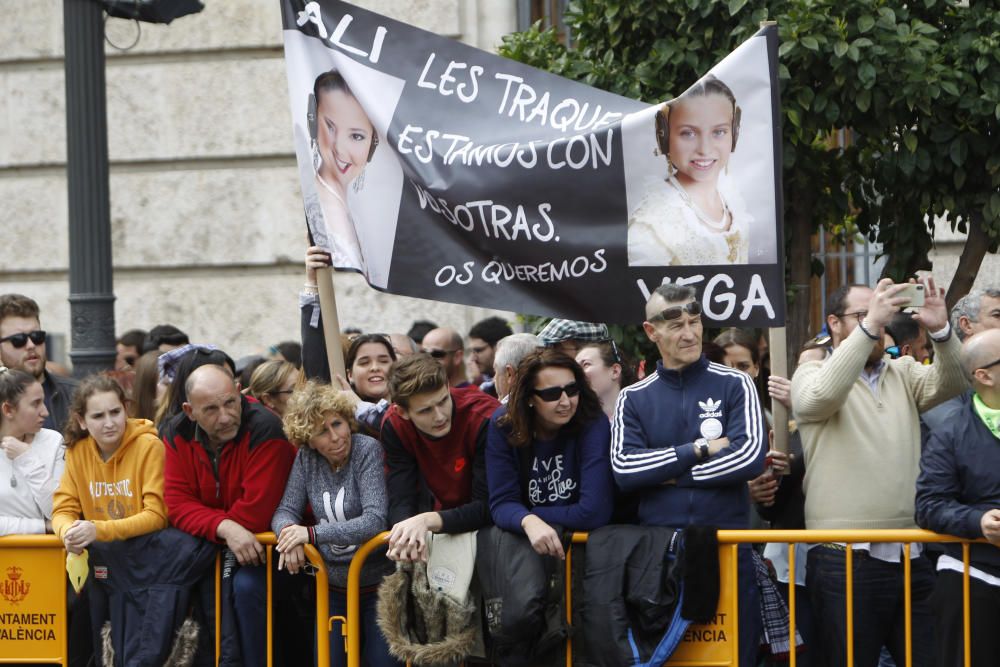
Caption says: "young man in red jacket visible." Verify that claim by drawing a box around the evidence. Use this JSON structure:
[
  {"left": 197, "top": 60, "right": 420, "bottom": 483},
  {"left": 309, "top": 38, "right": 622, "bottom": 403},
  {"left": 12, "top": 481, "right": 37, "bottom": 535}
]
[
  {"left": 162, "top": 364, "right": 295, "bottom": 666},
  {"left": 381, "top": 354, "right": 500, "bottom": 561}
]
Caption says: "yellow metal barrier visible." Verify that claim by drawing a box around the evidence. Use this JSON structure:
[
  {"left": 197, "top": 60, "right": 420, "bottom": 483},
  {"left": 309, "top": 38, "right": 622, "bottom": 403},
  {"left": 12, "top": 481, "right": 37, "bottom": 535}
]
[
  {"left": 345, "top": 529, "right": 982, "bottom": 667},
  {"left": 0, "top": 532, "right": 331, "bottom": 667}
]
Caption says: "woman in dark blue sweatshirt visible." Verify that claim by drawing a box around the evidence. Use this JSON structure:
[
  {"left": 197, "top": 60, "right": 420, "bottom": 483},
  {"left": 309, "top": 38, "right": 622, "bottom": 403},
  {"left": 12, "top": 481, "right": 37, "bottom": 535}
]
[{"left": 486, "top": 349, "right": 614, "bottom": 558}]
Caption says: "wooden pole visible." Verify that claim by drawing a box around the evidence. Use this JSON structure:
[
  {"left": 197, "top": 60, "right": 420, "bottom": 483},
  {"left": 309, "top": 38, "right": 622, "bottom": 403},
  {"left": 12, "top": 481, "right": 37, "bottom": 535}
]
[
  {"left": 317, "top": 267, "right": 347, "bottom": 381},
  {"left": 769, "top": 327, "right": 789, "bottom": 460}
]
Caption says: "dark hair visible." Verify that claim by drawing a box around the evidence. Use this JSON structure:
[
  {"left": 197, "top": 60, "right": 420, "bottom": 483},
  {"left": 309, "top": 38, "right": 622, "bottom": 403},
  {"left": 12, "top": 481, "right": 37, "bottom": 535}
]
[
  {"left": 346, "top": 334, "right": 396, "bottom": 370},
  {"left": 116, "top": 329, "right": 147, "bottom": 350},
  {"left": 652, "top": 283, "right": 696, "bottom": 305},
  {"left": 65, "top": 374, "right": 128, "bottom": 447},
  {"left": 468, "top": 317, "right": 514, "bottom": 347},
  {"left": 500, "top": 349, "right": 603, "bottom": 448},
  {"left": 156, "top": 348, "right": 235, "bottom": 426},
  {"left": 143, "top": 324, "right": 189, "bottom": 354},
  {"left": 0, "top": 368, "right": 39, "bottom": 424},
  {"left": 130, "top": 350, "right": 162, "bottom": 421},
  {"left": 273, "top": 341, "right": 302, "bottom": 369},
  {"left": 0, "top": 294, "right": 40, "bottom": 322},
  {"left": 578, "top": 340, "right": 637, "bottom": 388},
  {"left": 825, "top": 284, "right": 870, "bottom": 319},
  {"left": 388, "top": 354, "right": 447, "bottom": 409},
  {"left": 886, "top": 312, "right": 922, "bottom": 348},
  {"left": 712, "top": 329, "right": 761, "bottom": 366},
  {"left": 406, "top": 320, "right": 438, "bottom": 345},
  {"left": 239, "top": 357, "right": 266, "bottom": 389}
]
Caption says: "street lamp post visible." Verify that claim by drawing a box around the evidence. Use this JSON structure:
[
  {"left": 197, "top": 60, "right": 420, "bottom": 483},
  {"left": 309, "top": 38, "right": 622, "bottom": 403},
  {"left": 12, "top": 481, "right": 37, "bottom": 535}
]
[{"left": 63, "top": 0, "right": 117, "bottom": 376}]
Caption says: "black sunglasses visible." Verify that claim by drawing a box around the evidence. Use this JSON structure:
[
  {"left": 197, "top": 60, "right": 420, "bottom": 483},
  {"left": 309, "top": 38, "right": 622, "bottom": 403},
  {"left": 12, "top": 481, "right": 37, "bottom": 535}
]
[
  {"left": 423, "top": 348, "right": 457, "bottom": 359},
  {"left": 0, "top": 330, "right": 46, "bottom": 349},
  {"left": 532, "top": 382, "right": 581, "bottom": 402},
  {"left": 648, "top": 301, "right": 702, "bottom": 323}
]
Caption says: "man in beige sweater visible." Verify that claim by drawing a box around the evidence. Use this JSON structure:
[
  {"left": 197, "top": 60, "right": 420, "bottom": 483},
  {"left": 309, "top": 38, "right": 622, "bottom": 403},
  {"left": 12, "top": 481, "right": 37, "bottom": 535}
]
[{"left": 791, "top": 276, "right": 966, "bottom": 667}]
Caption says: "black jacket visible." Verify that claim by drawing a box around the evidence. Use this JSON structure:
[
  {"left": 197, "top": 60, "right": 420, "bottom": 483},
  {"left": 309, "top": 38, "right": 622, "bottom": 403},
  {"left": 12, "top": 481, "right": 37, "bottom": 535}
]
[
  {"left": 43, "top": 370, "right": 78, "bottom": 433},
  {"left": 579, "top": 525, "right": 718, "bottom": 667},
  {"left": 915, "top": 392, "right": 1000, "bottom": 577},
  {"left": 87, "top": 528, "right": 218, "bottom": 666}
]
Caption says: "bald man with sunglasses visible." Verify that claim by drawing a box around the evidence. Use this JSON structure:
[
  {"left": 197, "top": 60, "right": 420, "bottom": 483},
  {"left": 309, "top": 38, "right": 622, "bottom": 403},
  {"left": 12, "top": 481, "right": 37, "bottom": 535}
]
[
  {"left": 610, "top": 283, "right": 766, "bottom": 667},
  {"left": 0, "top": 294, "right": 77, "bottom": 432}
]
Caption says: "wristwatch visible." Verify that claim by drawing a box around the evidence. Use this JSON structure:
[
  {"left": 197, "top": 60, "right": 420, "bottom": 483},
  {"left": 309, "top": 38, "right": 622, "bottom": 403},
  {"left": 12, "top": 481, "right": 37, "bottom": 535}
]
[{"left": 694, "top": 438, "right": 710, "bottom": 460}]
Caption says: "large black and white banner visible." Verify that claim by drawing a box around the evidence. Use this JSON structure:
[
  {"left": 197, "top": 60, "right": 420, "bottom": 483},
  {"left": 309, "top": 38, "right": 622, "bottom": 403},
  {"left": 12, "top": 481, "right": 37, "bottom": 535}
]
[{"left": 281, "top": 1, "right": 785, "bottom": 326}]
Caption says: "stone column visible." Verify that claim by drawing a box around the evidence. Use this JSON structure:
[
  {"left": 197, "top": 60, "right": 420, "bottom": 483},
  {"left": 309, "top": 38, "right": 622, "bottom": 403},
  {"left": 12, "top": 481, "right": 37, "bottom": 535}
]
[{"left": 64, "top": 0, "right": 116, "bottom": 376}]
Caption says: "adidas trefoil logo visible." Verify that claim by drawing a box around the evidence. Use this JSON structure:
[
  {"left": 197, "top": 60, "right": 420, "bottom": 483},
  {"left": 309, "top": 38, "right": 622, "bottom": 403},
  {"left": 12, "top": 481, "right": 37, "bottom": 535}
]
[{"left": 698, "top": 398, "right": 722, "bottom": 418}]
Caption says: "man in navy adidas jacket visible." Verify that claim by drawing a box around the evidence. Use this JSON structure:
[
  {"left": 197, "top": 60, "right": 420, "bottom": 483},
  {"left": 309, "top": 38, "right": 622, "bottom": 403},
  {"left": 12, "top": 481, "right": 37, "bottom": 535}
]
[{"left": 611, "top": 283, "right": 766, "bottom": 666}]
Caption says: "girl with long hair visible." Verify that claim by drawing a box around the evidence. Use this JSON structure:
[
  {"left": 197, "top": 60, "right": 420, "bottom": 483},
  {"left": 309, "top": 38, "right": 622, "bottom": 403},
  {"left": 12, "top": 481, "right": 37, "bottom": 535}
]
[{"left": 53, "top": 375, "right": 167, "bottom": 553}]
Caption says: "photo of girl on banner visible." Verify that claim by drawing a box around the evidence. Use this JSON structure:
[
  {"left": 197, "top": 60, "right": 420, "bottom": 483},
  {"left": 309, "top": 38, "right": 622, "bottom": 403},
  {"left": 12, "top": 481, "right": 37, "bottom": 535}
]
[
  {"left": 284, "top": 29, "right": 406, "bottom": 289},
  {"left": 305, "top": 69, "right": 379, "bottom": 272},
  {"left": 623, "top": 35, "right": 779, "bottom": 269},
  {"left": 628, "top": 75, "right": 752, "bottom": 266}
]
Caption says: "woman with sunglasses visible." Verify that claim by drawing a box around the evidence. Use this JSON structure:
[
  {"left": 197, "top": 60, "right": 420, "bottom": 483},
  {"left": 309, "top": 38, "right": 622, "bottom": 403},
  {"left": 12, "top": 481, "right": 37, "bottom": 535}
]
[
  {"left": 0, "top": 367, "right": 64, "bottom": 536},
  {"left": 575, "top": 340, "right": 637, "bottom": 420},
  {"left": 485, "top": 349, "right": 614, "bottom": 558}
]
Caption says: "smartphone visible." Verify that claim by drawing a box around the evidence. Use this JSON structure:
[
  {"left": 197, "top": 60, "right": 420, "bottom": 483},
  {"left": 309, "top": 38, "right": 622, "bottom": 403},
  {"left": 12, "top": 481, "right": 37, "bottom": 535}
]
[{"left": 896, "top": 283, "right": 925, "bottom": 308}]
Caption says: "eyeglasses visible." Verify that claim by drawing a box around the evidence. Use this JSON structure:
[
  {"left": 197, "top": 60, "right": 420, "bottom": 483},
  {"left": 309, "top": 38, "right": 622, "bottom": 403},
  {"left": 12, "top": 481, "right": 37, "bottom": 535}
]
[
  {"left": 532, "top": 382, "right": 581, "bottom": 402},
  {"left": 422, "top": 348, "right": 457, "bottom": 359},
  {"left": 648, "top": 301, "right": 702, "bottom": 323},
  {"left": 838, "top": 310, "right": 868, "bottom": 323},
  {"left": 978, "top": 358, "right": 1000, "bottom": 372},
  {"left": 0, "top": 330, "right": 46, "bottom": 348},
  {"left": 270, "top": 389, "right": 295, "bottom": 396}
]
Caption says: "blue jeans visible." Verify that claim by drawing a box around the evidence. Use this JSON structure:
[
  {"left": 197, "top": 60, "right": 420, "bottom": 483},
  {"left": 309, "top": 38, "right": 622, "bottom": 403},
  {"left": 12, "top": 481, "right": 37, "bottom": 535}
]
[
  {"left": 232, "top": 565, "right": 267, "bottom": 667},
  {"left": 806, "top": 546, "right": 934, "bottom": 667},
  {"left": 329, "top": 588, "right": 401, "bottom": 667}
]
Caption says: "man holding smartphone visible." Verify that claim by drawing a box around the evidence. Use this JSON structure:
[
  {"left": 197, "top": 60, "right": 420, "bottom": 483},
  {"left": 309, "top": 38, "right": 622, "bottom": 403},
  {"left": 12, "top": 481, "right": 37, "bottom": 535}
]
[{"left": 791, "top": 277, "right": 966, "bottom": 667}]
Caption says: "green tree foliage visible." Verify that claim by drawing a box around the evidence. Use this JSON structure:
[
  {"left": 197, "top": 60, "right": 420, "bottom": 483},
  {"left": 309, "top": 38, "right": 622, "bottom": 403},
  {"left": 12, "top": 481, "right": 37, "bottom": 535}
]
[{"left": 501, "top": 0, "right": 1000, "bottom": 358}]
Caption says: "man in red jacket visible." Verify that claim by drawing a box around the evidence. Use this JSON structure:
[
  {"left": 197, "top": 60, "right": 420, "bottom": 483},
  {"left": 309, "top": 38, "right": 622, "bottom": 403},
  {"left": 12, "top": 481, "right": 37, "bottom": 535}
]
[
  {"left": 381, "top": 354, "right": 500, "bottom": 561},
  {"left": 162, "top": 364, "right": 295, "bottom": 667}
]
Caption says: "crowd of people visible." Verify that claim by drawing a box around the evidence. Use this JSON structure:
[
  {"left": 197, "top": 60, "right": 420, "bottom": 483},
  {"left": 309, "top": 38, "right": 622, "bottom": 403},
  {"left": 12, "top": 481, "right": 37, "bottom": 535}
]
[{"left": 1, "top": 261, "right": 999, "bottom": 667}]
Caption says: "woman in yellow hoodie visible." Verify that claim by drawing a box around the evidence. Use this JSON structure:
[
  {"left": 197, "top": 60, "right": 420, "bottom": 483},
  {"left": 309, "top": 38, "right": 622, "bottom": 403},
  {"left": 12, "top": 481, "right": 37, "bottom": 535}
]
[{"left": 52, "top": 375, "right": 167, "bottom": 551}]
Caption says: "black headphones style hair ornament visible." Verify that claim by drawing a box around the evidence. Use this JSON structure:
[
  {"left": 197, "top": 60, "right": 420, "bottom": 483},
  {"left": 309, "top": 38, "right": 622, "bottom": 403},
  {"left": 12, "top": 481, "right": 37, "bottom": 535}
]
[{"left": 653, "top": 97, "right": 742, "bottom": 157}]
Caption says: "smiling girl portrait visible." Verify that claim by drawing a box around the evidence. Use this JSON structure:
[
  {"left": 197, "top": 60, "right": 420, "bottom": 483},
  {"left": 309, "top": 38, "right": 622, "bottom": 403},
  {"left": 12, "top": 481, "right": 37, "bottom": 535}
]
[
  {"left": 305, "top": 69, "right": 379, "bottom": 273},
  {"left": 628, "top": 74, "right": 751, "bottom": 267}
]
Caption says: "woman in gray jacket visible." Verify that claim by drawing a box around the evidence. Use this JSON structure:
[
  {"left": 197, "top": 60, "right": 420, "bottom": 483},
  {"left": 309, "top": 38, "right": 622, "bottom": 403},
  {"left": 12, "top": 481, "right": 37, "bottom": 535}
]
[{"left": 272, "top": 381, "right": 399, "bottom": 667}]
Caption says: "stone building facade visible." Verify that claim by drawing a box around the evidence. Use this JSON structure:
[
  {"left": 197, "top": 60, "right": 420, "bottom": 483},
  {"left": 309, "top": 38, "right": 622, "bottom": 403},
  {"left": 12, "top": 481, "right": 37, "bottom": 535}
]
[{"left": 0, "top": 1, "right": 517, "bottom": 364}]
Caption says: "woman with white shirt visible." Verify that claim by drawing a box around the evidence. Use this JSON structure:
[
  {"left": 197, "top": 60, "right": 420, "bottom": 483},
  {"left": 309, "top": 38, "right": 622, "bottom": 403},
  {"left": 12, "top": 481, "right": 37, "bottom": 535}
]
[{"left": 0, "top": 366, "right": 64, "bottom": 535}]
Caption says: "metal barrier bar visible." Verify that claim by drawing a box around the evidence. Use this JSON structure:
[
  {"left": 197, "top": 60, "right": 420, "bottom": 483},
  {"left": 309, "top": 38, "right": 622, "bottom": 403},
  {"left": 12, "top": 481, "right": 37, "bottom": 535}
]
[
  {"left": 0, "top": 533, "right": 329, "bottom": 667},
  {"left": 903, "top": 543, "right": 912, "bottom": 667},
  {"left": 787, "top": 543, "right": 796, "bottom": 667},
  {"left": 343, "top": 529, "right": 988, "bottom": 667},
  {"left": 254, "top": 533, "right": 331, "bottom": 667},
  {"left": 962, "top": 542, "right": 971, "bottom": 667},
  {"left": 846, "top": 546, "right": 854, "bottom": 667}
]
